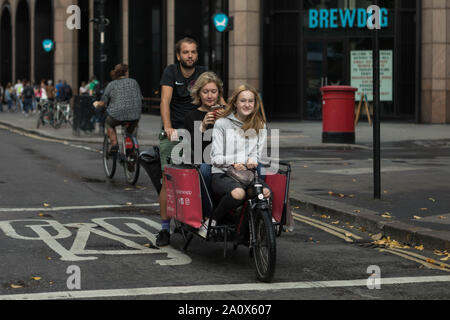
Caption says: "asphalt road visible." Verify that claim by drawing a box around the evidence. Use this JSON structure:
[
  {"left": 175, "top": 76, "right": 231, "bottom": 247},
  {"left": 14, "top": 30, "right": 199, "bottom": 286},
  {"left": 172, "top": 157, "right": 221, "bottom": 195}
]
[{"left": 0, "top": 126, "right": 449, "bottom": 304}]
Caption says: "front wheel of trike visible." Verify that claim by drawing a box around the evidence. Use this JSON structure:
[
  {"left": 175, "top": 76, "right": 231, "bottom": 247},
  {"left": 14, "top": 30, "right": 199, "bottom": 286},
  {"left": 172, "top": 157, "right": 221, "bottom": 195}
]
[{"left": 253, "top": 208, "right": 276, "bottom": 283}]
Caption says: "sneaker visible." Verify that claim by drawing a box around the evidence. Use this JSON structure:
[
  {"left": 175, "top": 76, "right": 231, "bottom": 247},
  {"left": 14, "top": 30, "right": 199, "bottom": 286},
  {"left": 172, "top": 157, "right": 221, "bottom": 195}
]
[
  {"left": 156, "top": 229, "right": 170, "bottom": 247},
  {"left": 198, "top": 219, "right": 216, "bottom": 238}
]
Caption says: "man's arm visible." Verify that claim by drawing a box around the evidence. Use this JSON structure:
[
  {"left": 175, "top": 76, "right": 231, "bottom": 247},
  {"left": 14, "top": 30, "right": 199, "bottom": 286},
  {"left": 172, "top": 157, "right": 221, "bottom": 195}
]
[{"left": 160, "top": 85, "right": 176, "bottom": 140}]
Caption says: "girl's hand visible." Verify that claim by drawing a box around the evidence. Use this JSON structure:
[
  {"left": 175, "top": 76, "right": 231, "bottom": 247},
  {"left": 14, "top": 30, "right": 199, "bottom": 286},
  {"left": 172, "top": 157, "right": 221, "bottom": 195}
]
[
  {"left": 232, "top": 163, "right": 247, "bottom": 171},
  {"left": 246, "top": 159, "right": 258, "bottom": 170}
]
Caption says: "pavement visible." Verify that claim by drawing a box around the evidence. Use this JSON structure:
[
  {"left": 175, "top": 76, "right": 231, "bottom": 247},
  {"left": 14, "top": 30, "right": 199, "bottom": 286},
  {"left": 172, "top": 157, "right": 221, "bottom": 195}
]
[{"left": 1, "top": 107, "right": 450, "bottom": 251}]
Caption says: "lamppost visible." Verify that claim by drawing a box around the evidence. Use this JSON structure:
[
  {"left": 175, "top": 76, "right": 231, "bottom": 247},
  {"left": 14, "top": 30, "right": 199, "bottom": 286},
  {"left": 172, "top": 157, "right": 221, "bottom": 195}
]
[{"left": 371, "top": 1, "right": 381, "bottom": 200}]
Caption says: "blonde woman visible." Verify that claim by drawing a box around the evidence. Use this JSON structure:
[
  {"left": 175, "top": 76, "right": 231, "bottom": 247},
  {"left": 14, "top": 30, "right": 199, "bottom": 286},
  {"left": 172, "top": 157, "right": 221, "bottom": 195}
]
[
  {"left": 205, "top": 85, "right": 271, "bottom": 235},
  {"left": 184, "top": 71, "right": 225, "bottom": 218}
]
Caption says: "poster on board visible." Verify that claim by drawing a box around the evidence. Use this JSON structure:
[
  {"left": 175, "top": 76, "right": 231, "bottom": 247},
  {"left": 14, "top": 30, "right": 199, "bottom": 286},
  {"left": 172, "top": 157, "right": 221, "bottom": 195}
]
[{"left": 350, "top": 50, "right": 393, "bottom": 102}]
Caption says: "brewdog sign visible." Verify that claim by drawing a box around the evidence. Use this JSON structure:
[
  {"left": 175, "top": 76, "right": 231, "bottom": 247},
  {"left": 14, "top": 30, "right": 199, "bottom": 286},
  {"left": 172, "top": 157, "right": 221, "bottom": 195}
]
[{"left": 309, "top": 7, "right": 388, "bottom": 29}]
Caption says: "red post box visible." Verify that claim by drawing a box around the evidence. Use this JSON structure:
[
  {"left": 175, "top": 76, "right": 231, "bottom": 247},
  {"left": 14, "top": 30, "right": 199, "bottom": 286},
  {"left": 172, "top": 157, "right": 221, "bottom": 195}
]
[{"left": 320, "top": 85, "right": 357, "bottom": 144}]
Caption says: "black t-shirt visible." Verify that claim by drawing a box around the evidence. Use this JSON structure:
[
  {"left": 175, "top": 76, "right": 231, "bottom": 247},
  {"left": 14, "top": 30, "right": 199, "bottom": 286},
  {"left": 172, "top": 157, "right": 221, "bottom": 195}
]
[
  {"left": 23, "top": 86, "right": 34, "bottom": 99},
  {"left": 160, "top": 64, "right": 207, "bottom": 129},
  {"left": 184, "top": 109, "right": 213, "bottom": 164}
]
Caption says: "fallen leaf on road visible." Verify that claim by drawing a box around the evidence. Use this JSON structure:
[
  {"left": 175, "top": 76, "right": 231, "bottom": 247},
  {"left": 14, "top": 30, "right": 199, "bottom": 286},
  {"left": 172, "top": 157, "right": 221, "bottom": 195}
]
[
  {"left": 434, "top": 250, "right": 444, "bottom": 256},
  {"left": 353, "top": 210, "right": 361, "bottom": 213},
  {"left": 126, "top": 202, "right": 133, "bottom": 206},
  {"left": 328, "top": 191, "right": 334, "bottom": 195},
  {"left": 372, "top": 233, "right": 383, "bottom": 241},
  {"left": 438, "top": 216, "right": 447, "bottom": 220},
  {"left": 124, "top": 188, "right": 133, "bottom": 191},
  {"left": 413, "top": 216, "right": 422, "bottom": 220},
  {"left": 419, "top": 208, "right": 428, "bottom": 211},
  {"left": 414, "top": 245, "right": 424, "bottom": 251},
  {"left": 440, "top": 256, "right": 449, "bottom": 262},
  {"left": 381, "top": 214, "right": 392, "bottom": 219},
  {"left": 428, "top": 197, "right": 436, "bottom": 202},
  {"left": 31, "top": 277, "right": 41, "bottom": 281},
  {"left": 320, "top": 215, "right": 331, "bottom": 219},
  {"left": 331, "top": 221, "right": 340, "bottom": 225},
  {"left": 426, "top": 258, "right": 436, "bottom": 264},
  {"left": 303, "top": 165, "right": 309, "bottom": 168},
  {"left": 43, "top": 203, "right": 50, "bottom": 207},
  {"left": 10, "top": 284, "right": 23, "bottom": 289}
]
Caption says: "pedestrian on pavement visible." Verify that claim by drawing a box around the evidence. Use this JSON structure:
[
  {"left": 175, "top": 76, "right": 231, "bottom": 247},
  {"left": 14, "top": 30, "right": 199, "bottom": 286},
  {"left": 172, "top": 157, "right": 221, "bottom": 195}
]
[
  {"left": 155, "top": 37, "right": 209, "bottom": 247},
  {"left": 22, "top": 81, "right": 35, "bottom": 116},
  {"left": 5, "top": 84, "right": 13, "bottom": 112},
  {"left": 60, "top": 81, "right": 73, "bottom": 103},
  {"left": 40, "top": 80, "right": 48, "bottom": 102},
  {"left": 55, "top": 80, "right": 63, "bottom": 102},
  {"left": 0, "top": 84, "right": 4, "bottom": 112},
  {"left": 14, "top": 80, "right": 23, "bottom": 113},
  {"left": 46, "top": 80, "right": 56, "bottom": 102},
  {"left": 89, "top": 76, "right": 100, "bottom": 98},
  {"left": 79, "top": 81, "right": 89, "bottom": 95}
]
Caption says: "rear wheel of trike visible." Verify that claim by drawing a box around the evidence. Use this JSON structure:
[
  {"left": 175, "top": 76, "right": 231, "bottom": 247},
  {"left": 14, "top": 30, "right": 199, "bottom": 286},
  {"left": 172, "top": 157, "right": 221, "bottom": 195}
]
[
  {"left": 253, "top": 209, "right": 277, "bottom": 283},
  {"left": 103, "top": 135, "right": 116, "bottom": 179}
]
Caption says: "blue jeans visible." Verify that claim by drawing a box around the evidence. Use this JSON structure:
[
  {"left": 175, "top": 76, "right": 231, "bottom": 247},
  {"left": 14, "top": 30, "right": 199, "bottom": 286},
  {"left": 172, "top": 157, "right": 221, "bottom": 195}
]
[
  {"left": 199, "top": 164, "right": 213, "bottom": 218},
  {"left": 23, "top": 98, "right": 33, "bottom": 114}
]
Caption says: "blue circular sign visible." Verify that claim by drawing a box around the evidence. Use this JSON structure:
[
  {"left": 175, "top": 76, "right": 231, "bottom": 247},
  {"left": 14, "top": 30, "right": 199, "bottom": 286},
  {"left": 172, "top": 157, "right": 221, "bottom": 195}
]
[
  {"left": 213, "top": 13, "right": 229, "bottom": 32},
  {"left": 42, "top": 39, "right": 54, "bottom": 52}
]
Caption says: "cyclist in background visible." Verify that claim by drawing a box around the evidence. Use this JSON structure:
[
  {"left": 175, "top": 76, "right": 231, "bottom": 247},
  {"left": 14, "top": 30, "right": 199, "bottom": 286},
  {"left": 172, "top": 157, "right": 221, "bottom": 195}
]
[{"left": 93, "top": 64, "right": 143, "bottom": 155}]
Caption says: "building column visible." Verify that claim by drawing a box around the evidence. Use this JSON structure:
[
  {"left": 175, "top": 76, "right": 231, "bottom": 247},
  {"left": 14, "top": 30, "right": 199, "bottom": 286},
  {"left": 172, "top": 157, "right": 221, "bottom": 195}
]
[
  {"left": 166, "top": 0, "right": 174, "bottom": 65},
  {"left": 122, "top": 0, "right": 128, "bottom": 64},
  {"left": 228, "top": 0, "right": 261, "bottom": 95},
  {"left": 421, "top": 1, "right": 450, "bottom": 124},
  {"left": 11, "top": 0, "right": 16, "bottom": 83},
  {"left": 89, "top": 0, "right": 94, "bottom": 77},
  {"left": 53, "top": 0, "right": 78, "bottom": 89},
  {"left": 30, "top": 0, "right": 35, "bottom": 83}
]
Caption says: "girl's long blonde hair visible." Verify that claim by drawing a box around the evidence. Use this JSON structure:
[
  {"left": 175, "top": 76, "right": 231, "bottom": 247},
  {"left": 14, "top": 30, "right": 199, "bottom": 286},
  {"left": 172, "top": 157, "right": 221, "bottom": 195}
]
[{"left": 220, "top": 84, "right": 267, "bottom": 133}]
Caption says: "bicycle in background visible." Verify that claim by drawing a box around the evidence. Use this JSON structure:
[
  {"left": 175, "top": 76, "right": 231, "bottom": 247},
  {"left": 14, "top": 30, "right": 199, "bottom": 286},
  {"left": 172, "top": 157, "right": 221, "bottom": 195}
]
[
  {"left": 36, "top": 100, "right": 54, "bottom": 128},
  {"left": 53, "top": 101, "right": 73, "bottom": 129}
]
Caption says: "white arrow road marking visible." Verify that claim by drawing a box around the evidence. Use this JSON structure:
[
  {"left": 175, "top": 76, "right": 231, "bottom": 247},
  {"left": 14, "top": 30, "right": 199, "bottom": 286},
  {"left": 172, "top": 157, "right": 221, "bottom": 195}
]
[{"left": 1, "top": 276, "right": 450, "bottom": 300}]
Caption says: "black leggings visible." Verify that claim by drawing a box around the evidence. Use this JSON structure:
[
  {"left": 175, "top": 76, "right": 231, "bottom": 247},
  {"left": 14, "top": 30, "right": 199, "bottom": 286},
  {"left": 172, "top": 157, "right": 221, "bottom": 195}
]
[{"left": 211, "top": 174, "right": 245, "bottom": 224}]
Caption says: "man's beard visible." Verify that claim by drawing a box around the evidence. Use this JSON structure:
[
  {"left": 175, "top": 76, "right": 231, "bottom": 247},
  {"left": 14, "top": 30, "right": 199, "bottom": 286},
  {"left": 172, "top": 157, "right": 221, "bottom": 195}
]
[{"left": 180, "top": 59, "right": 197, "bottom": 69}]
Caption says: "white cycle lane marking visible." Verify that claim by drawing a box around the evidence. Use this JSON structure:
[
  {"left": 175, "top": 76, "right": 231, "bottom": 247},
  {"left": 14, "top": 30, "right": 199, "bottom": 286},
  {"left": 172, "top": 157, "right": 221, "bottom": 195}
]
[{"left": 0, "top": 217, "right": 191, "bottom": 266}]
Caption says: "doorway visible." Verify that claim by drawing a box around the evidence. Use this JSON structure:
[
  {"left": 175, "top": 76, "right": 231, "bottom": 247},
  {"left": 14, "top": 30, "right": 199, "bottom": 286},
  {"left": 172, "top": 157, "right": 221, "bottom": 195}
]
[{"left": 304, "top": 40, "right": 346, "bottom": 120}]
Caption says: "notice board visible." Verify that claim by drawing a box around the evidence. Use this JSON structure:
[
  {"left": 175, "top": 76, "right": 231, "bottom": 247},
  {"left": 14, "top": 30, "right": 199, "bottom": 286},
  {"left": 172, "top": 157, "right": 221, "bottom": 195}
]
[{"left": 350, "top": 50, "right": 393, "bottom": 102}]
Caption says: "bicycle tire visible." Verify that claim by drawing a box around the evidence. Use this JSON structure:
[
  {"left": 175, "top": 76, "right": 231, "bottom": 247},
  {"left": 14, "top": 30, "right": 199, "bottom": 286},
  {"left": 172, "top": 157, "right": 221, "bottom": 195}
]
[
  {"left": 252, "top": 208, "right": 277, "bottom": 283},
  {"left": 53, "top": 110, "right": 63, "bottom": 129},
  {"left": 36, "top": 113, "right": 42, "bottom": 128},
  {"left": 103, "top": 135, "right": 117, "bottom": 179},
  {"left": 124, "top": 147, "right": 140, "bottom": 185}
]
